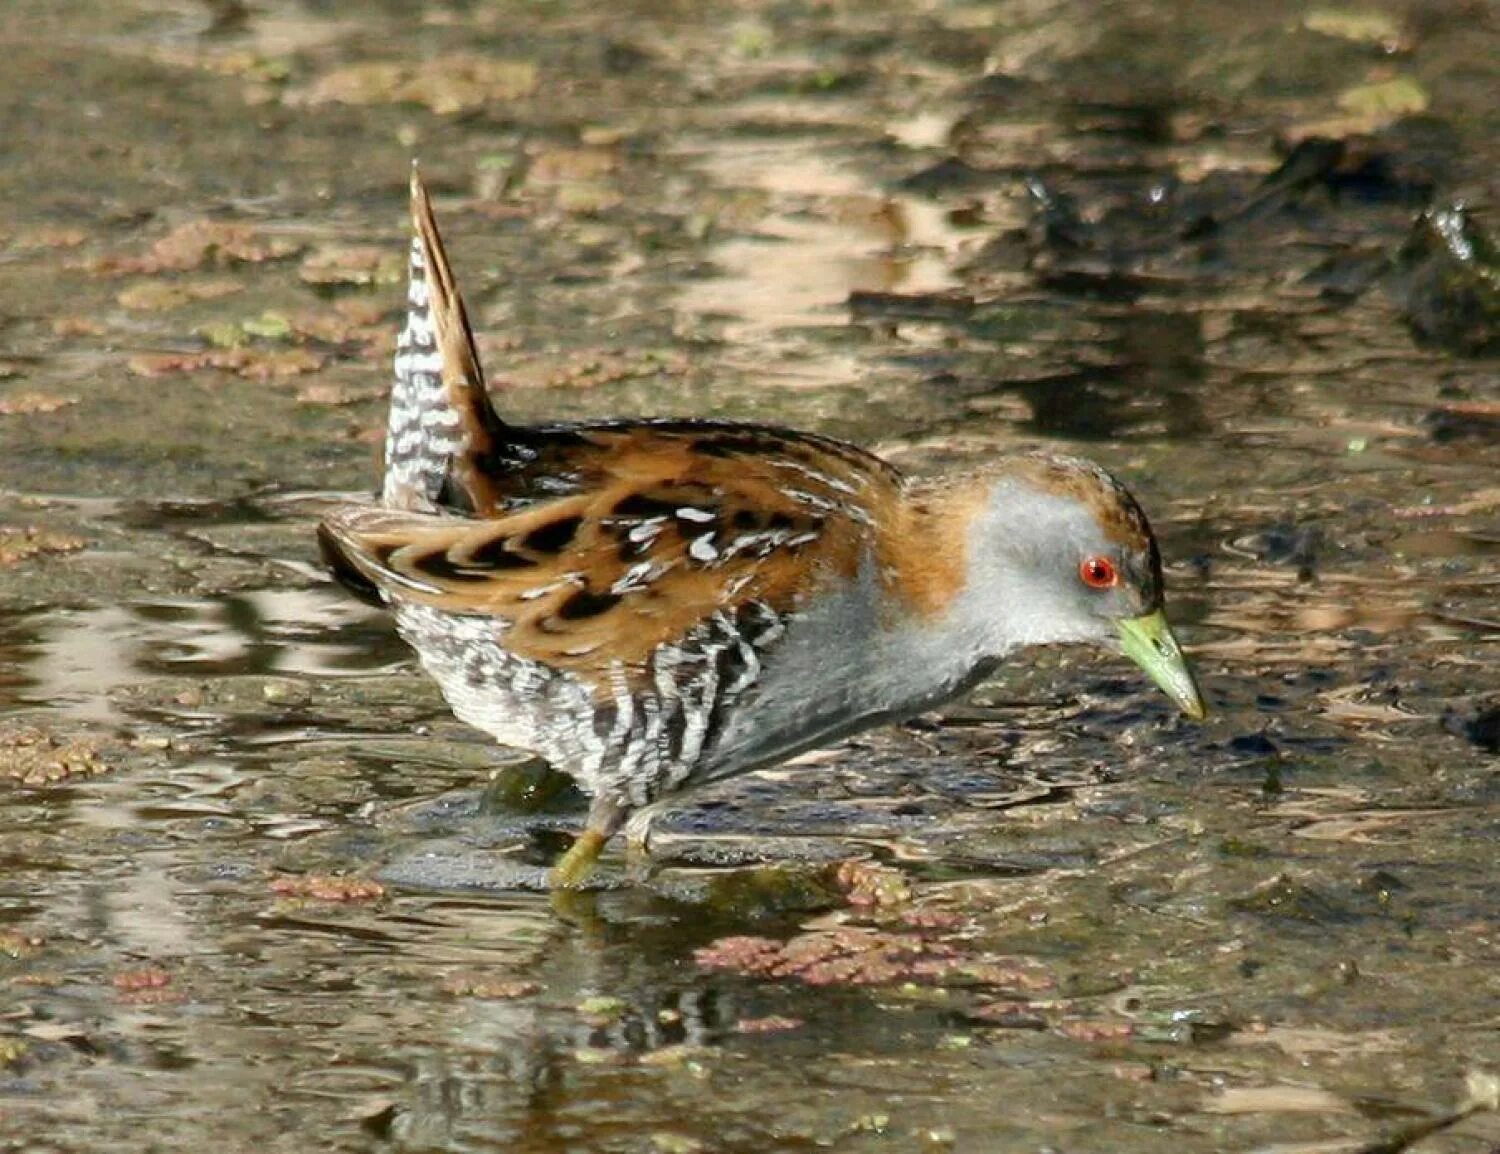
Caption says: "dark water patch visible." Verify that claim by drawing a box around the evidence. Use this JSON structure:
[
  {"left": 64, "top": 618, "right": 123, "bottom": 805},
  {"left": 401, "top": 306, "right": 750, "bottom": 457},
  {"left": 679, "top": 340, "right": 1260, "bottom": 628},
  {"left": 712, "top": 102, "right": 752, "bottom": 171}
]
[{"left": 1389, "top": 204, "right": 1500, "bottom": 355}]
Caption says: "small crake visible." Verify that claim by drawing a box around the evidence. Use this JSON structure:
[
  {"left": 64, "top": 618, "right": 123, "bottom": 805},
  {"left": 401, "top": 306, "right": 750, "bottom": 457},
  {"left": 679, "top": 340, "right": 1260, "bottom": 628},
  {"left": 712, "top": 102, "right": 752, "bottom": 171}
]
[{"left": 319, "top": 171, "right": 1206, "bottom": 888}]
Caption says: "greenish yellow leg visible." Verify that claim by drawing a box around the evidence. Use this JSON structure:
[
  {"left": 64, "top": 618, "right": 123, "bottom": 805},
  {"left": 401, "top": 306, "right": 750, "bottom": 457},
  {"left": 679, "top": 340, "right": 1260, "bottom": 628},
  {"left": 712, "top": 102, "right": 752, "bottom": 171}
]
[
  {"left": 549, "top": 798, "right": 627, "bottom": 890},
  {"left": 549, "top": 828, "right": 610, "bottom": 890}
]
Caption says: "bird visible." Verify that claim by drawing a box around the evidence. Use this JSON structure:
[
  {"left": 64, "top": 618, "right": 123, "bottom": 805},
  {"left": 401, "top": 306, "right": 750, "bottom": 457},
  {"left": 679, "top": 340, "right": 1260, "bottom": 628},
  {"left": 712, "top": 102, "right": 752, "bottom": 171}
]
[{"left": 317, "top": 170, "right": 1207, "bottom": 889}]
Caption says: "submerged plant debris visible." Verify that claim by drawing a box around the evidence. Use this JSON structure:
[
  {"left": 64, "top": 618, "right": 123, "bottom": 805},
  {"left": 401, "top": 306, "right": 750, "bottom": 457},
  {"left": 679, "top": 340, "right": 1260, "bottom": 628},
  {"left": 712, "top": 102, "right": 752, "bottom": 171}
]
[
  {"left": 0, "top": 0, "right": 1495, "bottom": 1152},
  {"left": 0, "top": 726, "right": 112, "bottom": 786}
]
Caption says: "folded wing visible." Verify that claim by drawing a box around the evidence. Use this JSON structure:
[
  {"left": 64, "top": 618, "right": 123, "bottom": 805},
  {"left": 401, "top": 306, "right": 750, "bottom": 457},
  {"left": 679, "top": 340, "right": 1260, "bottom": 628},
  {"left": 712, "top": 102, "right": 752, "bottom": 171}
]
[{"left": 321, "top": 427, "right": 904, "bottom": 681}]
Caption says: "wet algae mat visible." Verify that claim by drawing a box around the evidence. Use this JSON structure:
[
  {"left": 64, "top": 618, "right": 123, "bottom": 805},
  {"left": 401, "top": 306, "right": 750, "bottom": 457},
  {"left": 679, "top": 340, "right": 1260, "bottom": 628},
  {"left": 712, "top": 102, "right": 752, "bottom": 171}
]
[{"left": 1, "top": 1, "right": 1497, "bottom": 1151}]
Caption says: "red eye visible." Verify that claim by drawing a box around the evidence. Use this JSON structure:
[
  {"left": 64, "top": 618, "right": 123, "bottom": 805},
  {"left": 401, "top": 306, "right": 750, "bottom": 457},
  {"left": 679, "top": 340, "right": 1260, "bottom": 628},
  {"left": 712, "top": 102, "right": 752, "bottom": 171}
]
[{"left": 1079, "top": 556, "right": 1118, "bottom": 589}]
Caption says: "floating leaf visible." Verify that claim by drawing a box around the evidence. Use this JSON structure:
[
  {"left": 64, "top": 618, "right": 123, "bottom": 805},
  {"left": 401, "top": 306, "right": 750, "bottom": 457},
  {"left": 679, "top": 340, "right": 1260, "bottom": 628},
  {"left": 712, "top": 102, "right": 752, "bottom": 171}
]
[
  {"left": 295, "top": 382, "right": 374, "bottom": 407},
  {"left": 0, "top": 528, "right": 87, "bottom": 568},
  {"left": 112, "top": 967, "right": 173, "bottom": 992},
  {"left": 16, "top": 226, "right": 87, "bottom": 250},
  {"left": 128, "top": 346, "right": 324, "bottom": 380},
  {"left": 286, "top": 305, "right": 391, "bottom": 354},
  {"left": 649, "top": 1134, "right": 703, "bottom": 1154},
  {"left": 51, "top": 316, "right": 106, "bottom": 337},
  {"left": 240, "top": 311, "right": 294, "bottom": 341},
  {"left": 522, "top": 146, "right": 624, "bottom": 213},
  {"left": 1303, "top": 9, "right": 1405, "bottom": 46},
  {"left": 99, "top": 220, "right": 301, "bottom": 275},
  {"left": 527, "top": 146, "right": 619, "bottom": 185},
  {"left": 0, "top": 724, "right": 110, "bottom": 785},
  {"left": 440, "top": 975, "right": 541, "bottom": 999},
  {"left": 1337, "top": 76, "right": 1429, "bottom": 120},
  {"left": 297, "top": 55, "right": 538, "bottom": 114},
  {"left": 112, "top": 967, "right": 183, "bottom": 1005},
  {"left": 0, "top": 392, "right": 78, "bottom": 416},
  {"left": 835, "top": 860, "right": 912, "bottom": 907},
  {"left": 299, "top": 244, "right": 404, "bottom": 287},
  {"left": 230, "top": 347, "right": 325, "bottom": 380},
  {"left": 0, "top": 931, "right": 43, "bottom": 959},
  {"left": 198, "top": 320, "right": 248, "bottom": 349},
  {"left": 269, "top": 874, "right": 385, "bottom": 902},
  {"left": 117, "top": 278, "right": 242, "bottom": 311},
  {"left": 576, "top": 995, "right": 626, "bottom": 1018}
]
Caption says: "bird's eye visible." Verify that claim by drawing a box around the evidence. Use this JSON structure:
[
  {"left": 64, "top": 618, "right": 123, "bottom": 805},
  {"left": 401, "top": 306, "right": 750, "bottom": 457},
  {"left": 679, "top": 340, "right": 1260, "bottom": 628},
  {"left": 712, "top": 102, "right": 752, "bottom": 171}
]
[{"left": 1079, "top": 556, "right": 1118, "bottom": 589}]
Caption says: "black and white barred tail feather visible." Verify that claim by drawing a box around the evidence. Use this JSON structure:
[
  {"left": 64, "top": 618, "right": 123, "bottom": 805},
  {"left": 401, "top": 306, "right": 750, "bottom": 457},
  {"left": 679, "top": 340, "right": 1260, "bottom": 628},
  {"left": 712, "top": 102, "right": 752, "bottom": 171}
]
[{"left": 383, "top": 168, "right": 510, "bottom": 513}]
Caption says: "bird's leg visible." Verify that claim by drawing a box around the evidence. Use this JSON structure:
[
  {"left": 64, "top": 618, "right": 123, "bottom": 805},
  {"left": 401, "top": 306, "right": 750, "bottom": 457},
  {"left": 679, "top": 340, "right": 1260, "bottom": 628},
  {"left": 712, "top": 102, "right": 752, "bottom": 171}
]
[
  {"left": 549, "top": 796, "right": 625, "bottom": 889},
  {"left": 623, "top": 805, "right": 656, "bottom": 855},
  {"left": 622, "top": 804, "right": 660, "bottom": 883},
  {"left": 549, "top": 830, "right": 608, "bottom": 890}
]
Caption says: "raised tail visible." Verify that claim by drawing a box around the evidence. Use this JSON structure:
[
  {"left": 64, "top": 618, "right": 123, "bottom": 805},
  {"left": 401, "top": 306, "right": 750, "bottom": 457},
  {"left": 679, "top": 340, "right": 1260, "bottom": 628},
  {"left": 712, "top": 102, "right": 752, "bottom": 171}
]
[{"left": 383, "top": 167, "right": 509, "bottom": 513}]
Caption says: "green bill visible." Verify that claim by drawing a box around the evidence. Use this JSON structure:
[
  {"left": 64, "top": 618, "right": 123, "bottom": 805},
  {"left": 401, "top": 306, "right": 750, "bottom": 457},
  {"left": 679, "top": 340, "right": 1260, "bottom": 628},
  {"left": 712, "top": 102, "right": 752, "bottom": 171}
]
[{"left": 1116, "top": 609, "right": 1207, "bottom": 720}]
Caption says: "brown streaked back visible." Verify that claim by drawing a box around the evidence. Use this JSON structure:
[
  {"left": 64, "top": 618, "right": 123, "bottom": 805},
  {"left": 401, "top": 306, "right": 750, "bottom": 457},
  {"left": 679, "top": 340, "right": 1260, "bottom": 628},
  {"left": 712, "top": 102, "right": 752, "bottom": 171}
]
[{"left": 321, "top": 421, "right": 911, "bottom": 685}]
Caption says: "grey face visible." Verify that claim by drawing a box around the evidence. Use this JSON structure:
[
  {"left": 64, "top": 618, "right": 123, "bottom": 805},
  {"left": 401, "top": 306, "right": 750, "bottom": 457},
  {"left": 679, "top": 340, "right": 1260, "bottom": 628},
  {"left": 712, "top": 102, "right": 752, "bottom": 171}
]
[
  {"left": 966, "top": 481, "right": 1161, "bottom": 650},
  {"left": 965, "top": 473, "right": 1204, "bottom": 720},
  {"left": 1066, "top": 529, "right": 1163, "bottom": 627}
]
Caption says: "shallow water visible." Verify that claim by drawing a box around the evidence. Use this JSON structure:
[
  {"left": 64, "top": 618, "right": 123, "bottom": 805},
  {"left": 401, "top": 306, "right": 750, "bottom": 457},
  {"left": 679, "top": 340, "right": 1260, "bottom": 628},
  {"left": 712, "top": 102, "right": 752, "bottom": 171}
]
[{"left": 1, "top": 1, "right": 1497, "bottom": 1151}]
